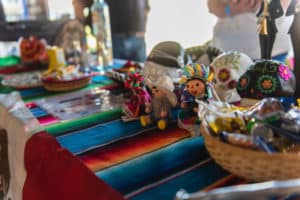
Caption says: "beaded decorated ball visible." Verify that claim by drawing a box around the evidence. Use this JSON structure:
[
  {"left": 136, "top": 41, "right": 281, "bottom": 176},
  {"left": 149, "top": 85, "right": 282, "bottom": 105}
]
[{"left": 236, "top": 60, "right": 296, "bottom": 99}]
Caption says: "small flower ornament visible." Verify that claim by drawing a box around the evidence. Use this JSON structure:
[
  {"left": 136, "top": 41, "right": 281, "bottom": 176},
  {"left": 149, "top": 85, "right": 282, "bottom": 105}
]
[{"left": 279, "top": 64, "right": 292, "bottom": 81}]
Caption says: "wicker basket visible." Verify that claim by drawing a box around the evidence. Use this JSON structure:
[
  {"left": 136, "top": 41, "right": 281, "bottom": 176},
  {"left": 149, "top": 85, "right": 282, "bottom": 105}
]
[
  {"left": 42, "top": 75, "right": 91, "bottom": 92},
  {"left": 200, "top": 123, "right": 300, "bottom": 182}
]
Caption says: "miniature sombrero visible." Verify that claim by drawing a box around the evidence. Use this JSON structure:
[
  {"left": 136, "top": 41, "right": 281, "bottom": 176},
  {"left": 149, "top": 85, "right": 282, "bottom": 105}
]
[
  {"left": 145, "top": 75, "right": 178, "bottom": 107},
  {"left": 143, "top": 41, "right": 185, "bottom": 83},
  {"left": 179, "top": 63, "right": 213, "bottom": 85}
]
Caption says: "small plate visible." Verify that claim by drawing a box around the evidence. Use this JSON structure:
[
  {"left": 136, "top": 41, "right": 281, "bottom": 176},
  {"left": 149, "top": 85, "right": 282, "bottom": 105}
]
[{"left": 1, "top": 71, "right": 43, "bottom": 89}]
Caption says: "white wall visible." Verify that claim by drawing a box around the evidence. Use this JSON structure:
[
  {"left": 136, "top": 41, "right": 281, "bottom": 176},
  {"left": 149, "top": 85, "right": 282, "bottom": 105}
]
[
  {"left": 47, "top": 0, "right": 74, "bottom": 20},
  {"left": 146, "top": 0, "right": 217, "bottom": 53}
]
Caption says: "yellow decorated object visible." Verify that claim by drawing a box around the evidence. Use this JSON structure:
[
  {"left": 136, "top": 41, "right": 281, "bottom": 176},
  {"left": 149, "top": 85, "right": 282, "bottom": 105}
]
[
  {"left": 208, "top": 116, "right": 247, "bottom": 135},
  {"left": 43, "top": 47, "right": 66, "bottom": 78},
  {"left": 180, "top": 63, "right": 213, "bottom": 85}
]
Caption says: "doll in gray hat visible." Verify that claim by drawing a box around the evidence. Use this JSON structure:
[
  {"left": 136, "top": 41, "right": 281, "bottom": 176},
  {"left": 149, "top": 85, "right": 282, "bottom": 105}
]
[{"left": 140, "top": 75, "right": 178, "bottom": 130}]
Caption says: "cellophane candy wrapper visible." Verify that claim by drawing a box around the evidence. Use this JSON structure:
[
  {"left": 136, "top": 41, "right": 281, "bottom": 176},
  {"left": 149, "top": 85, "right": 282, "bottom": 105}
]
[{"left": 281, "top": 108, "right": 300, "bottom": 134}]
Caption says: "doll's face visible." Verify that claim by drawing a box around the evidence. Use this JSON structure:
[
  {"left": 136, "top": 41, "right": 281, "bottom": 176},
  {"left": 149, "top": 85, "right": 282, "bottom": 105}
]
[
  {"left": 186, "top": 79, "right": 205, "bottom": 97},
  {"left": 151, "top": 86, "right": 165, "bottom": 98}
]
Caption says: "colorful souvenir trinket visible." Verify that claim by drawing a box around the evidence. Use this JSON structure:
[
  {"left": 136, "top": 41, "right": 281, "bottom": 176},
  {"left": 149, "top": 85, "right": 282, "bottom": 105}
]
[
  {"left": 210, "top": 51, "right": 253, "bottom": 103},
  {"left": 140, "top": 75, "right": 177, "bottom": 130},
  {"left": 237, "top": 60, "right": 295, "bottom": 99}
]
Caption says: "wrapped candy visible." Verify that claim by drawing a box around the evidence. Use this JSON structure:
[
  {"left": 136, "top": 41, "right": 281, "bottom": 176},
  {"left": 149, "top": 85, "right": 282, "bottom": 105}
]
[
  {"left": 281, "top": 108, "right": 300, "bottom": 134},
  {"left": 142, "top": 41, "right": 185, "bottom": 83}
]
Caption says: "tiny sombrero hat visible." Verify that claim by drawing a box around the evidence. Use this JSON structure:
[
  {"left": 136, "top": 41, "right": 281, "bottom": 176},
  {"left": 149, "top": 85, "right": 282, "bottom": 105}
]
[
  {"left": 145, "top": 75, "right": 178, "bottom": 107},
  {"left": 179, "top": 63, "right": 213, "bottom": 85}
]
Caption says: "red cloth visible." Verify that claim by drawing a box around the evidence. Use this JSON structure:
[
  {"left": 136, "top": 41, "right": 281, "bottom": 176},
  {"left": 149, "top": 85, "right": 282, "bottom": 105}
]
[{"left": 23, "top": 132, "right": 125, "bottom": 200}]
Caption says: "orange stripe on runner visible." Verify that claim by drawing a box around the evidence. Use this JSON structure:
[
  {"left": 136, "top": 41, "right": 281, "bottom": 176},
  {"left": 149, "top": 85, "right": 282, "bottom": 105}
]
[{"left": 79, "top": 126, "right": 191, "bottom": 172}]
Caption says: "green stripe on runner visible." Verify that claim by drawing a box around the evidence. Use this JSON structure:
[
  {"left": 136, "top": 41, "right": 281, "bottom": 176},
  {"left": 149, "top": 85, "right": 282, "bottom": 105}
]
[
  {"left": 45, "top": 108, "right": 122, "bottom": 136},
  {"left": 23, "top": 80, "right": 116, "bottom": 102},
  {"left": 0, "top": 56, "right": 20, "bottom": 68}
]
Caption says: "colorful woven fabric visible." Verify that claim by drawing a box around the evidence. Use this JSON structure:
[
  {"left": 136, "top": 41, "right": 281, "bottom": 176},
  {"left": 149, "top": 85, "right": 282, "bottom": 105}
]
[
  {"left": 23, "top": 132, "right": 125, "bottom": 200},
  {"left": 2, "top": 60, "right": 249, "bottom": 200}
]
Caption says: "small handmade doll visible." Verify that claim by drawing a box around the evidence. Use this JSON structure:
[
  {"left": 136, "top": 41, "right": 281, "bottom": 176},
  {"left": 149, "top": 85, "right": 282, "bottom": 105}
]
[
  {"left": 179, "top": 63, "right": 215, "bottom": 117},
  {"left": 123, "top": 71, "right": 151, "bottom": 120},
  {"left": 140, "top": 75, "right": 177, "bottom": 130}
]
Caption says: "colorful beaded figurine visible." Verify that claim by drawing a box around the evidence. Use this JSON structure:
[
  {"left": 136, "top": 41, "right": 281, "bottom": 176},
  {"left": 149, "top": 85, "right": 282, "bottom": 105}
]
[
  {"left": 178, "top": 63, "right": 217, "bottom": 135},
  {"left": 122, "top": 71, "right": 151, "bottom": 121},
  {"left": 179, "top": 63, "right": 216, "bottom": 116},
  {"left": 140, "top": 75, "right": 177, "bottom": 130}
]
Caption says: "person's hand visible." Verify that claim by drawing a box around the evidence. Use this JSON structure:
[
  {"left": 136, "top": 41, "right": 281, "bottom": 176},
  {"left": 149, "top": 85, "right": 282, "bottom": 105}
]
[{"left": 229, "top": 0, "right": 262, "bottom": 15}]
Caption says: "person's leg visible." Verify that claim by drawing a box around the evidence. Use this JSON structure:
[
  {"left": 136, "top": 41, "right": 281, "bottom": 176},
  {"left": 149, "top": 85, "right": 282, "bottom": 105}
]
[
  {"left": 131, "top": 36, "right": 146, "bottom": 62},
  {"left": 112, "top": 35, "right": 127, "bottom": 60},
  {"left": 291, "top": 12, "right": 300, "bottom": 97},
  {"left": 112, "top": 35, "right": 146, "bottom": 62},
  {"left": 259, "top": 33, "right": 276, "bottom": 59}
]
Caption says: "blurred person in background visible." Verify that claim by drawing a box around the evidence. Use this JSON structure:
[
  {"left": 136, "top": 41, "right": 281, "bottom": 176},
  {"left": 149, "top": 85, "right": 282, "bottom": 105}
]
[
  {"left": 106, "top": 0, "right": 150, "bottom": 62},
  {"left": 72, "top": 0, "right": 150, "bottom": 62},
  {"left": 0, "top": 0, "right": 5, "bottom": 23}
]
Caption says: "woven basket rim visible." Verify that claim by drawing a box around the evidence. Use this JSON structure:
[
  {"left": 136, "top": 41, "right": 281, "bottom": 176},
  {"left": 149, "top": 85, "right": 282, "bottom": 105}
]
[
  {"left": 201, "top": 123, "right": 300, "bottom": 181},
  {"left": 42, "top": 75, "right": 91, "bottom": 83},
  {"left": 201, "top": 123, "right": 300, "bottom": 157},
  {"left": 42, "top": 76, "right": 91, "bottom": 92}
]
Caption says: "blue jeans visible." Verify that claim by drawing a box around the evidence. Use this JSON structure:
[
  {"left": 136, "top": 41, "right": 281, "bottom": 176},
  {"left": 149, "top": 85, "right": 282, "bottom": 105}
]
[{"left": 112, "top": 35, "right": 146, "bottom": 62}]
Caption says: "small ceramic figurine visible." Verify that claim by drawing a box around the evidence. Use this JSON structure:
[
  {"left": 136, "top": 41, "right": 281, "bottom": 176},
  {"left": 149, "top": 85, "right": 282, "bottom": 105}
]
[
  {"left": 210, "top": 51, "right": 253, "bottom": 103},
  {"left": 236, "top": 60, "right": 295, "bottom": 99},
  {"left": 43, "top": 46, "right": 66, "bottom": 78},
  {"left": 140, "top": 75, "right": 177, "bottom": 130},
  {"left": 142, "top": 41, "right": 185, "bottom": 83},
  {"left": 179, "top": 63, "right": 215, "bottom": 116},
  {"left": 122, "top": 71, "right": 151, "bottom": 121},
  {"left": 257, "top": 0, "right": 284, "bottom": 59}
]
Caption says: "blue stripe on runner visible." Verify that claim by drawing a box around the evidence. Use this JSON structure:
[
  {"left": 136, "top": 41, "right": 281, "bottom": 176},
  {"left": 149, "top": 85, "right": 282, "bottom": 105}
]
[
  {"left": 57, "top": 110, "right": 180, "bottom": 155},
  {"left": 57, "top": 119, "right": 152, "bottom": 155},
  {"left": 95, "top": 137, "right": 209, "bottom": 195},
  {"left": 20, "top": 87, "right": 47, "bottom": 99},
  {"left": 128, "top": 160, "right": 228, "bottom": 200},
  {"left": 29, "top": 107, "right": 49, "bottom": 118}
]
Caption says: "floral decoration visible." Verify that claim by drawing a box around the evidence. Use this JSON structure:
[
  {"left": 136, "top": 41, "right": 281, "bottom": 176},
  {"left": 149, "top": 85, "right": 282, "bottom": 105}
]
[
  {"left": 237, "top": 75, "right": 250, "bottom": 91},
  {"left": 257, "top": 75, "right": 278, "bottom": 94},
  {"left": 218, "top": 68, "right": 230, "bottom": 83},
  {"left": 278, "top": 64, "right": 291, "bottom": 81},
  {"left": 227, "top": 80, "right": 237, "bottom": 90}
]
